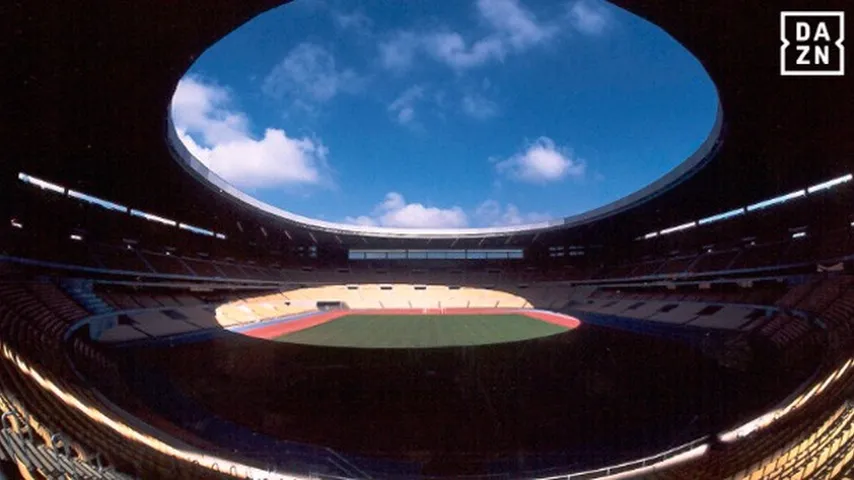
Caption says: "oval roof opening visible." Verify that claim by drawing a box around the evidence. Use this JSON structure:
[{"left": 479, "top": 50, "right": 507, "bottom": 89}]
[{"left": 169, "top": 0, "right": 720, "bottom": 237}]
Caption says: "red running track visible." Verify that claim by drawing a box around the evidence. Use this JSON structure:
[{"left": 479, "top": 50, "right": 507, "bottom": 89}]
[
  {"left": 242, "top": 309, "right": 581, "bottom": 340},
  {"left": 242, "top": 310, "right": 350, "bottom": 340},
  {"left": 343, "top": 308, "right": 532, "bottom": 315},
  {"left": 520, "top": 310, "right": 582, "bottom": 329}
]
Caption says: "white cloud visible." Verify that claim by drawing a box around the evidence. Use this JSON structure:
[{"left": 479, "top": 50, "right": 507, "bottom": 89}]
[
  {"left": 344, "top": 215, "right": 379, "bottom": 227},
  {"left": 568, "top": 0, "right": 610, "bottom": 35},
  {"left": 388, "top": 85, "right": 426, "bottom": 126},
  {"left": 171, "top": 78, "right": 249, "bottom": 146},
  {"left": 495, "top": 137, "right": 585, "bottom": 183},
  {"left": 378, "top": 0, "right": 557, "bottom": 73},
  {"left": 346, "top": 192, "right": 468, "bottom": 228},
  {"left": 424, "top": 32, "right": 507, "bottom": 70},
  {"left": 172, "top": 77, "right": 331, "bottom": 189},
  {"left": 262, "top": 43, "right": 363, "bottom": 107},
  {"left": 379, "top": 32, "right": 421, "bottom": 72},
  {"left": 461, "top": 92, "right": 499, "bottom": 119},
  {"left": 179, "top": 129, "right": 329, "bottom": 188},
  {"left": 475, "top": 200, "right": 551, "bottom": 226},
  {"left": 332, "top": 10, "right": 373, "bottom": 35},
  {"left": 345, "top": 194, "right": 552, "bottom": 229},
  {"left": 476, "top": 0, "right": 556, "bottom": 49}
]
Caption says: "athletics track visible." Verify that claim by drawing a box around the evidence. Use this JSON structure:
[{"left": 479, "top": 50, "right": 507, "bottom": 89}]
[{"left": 240, "top": 308, "right": 581, "bottom": 341}]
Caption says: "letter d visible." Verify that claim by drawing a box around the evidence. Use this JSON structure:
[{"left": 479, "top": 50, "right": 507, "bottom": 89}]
[{"left": 796, "top": 22, "right": 811, "bottom": 41}]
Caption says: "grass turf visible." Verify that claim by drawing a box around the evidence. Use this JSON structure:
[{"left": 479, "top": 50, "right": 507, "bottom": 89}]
[{"left": 273, "top": 313, "right": 569, "bottom": 348}]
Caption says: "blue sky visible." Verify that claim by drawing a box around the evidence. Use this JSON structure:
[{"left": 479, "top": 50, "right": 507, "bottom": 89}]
[{"left": 171, "top": 0, "right": 718, "bottom": 228}]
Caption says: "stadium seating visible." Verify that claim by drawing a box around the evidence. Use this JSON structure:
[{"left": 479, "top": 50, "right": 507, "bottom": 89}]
[
  {"left": 6, "top": 0, "right": 854, "bottom": 476},
  {"left": 212, "top": 284, "right": 531, "bottom": 323},
  {"left": 2, "top": 254, "right": 854, "bottom": 480},
  {"left": 0, "top": 264, "right": 853, "bottom": 479}
]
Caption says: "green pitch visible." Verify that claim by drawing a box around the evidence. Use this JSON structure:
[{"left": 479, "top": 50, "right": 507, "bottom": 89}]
[{"left": 273, "top": 314, "right": 568, "bottom": 348}]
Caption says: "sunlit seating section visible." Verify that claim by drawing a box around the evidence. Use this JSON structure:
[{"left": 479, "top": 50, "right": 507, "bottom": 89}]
[
  {"left": 358, "top": 285, "right": 410, "bottom": 308},
  {"left": 0, "top": 298, "right": 195, "bottom": 478},
  {"left": 651, "top": 353, "right": 854, "bottom": 480},
  {"left": 495, "top": 292, "right": 530, "bottom": 308},
  {"left": 214, "top": 285, "right": 533, "bottom": 323},
  {"left": 407, "top": 286, "right": 446, "bottom": 309},
  {"left": 0, "top": 286, "right": 300, "bottom": 479},
  {"left": 215, "top": 302, "right": 262, "bottom": 326},
  {"left": 0, "top": 389, "right": 134, "bottom": 480},
  {"left": 214, "top": 294, "right": 316, "bottom": 327},
  {"left": 724, "top": 402, "right": 854, "bottom": 480},
  {"left": 4, "top": 258, "right": 854, "bottom": 480},
  {"left": 282, "top": 285, "right": 365, "bottom": 308}
]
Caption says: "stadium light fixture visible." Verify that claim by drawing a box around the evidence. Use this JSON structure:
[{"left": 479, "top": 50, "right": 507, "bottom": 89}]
[
  {"left": 18, "top": 172, "right": 65, "bottom": 194},
  {"left": 69, "top": 234, "right": 83, "bottom": 241},
  {"left": 698, "top": 208, "right": 745, "bottom": 225},
  {"left": 792, "top": 231, "right": 807, "bottom": 239},
  {"left": 130, "top": 209, "right": 177, "bottom": 227},
  {"left": 806, "top": 173, "right": 852, "bottom": 194},
  {"left": 660, "top": 221, "right": 697, "bottom": 236},
  {"left": 68, "top": 189, "right": 128, "bottom": 213},
  {"left": 746, "top": 189, "right": 806, "bottom": 212},
  {"left": 179, "top": 223, "right": 215, "bottom": 237}
]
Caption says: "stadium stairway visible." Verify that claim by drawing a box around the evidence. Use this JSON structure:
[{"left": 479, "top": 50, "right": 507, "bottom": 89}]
[{"left": 58, "top": 279, "right": 113, "bottom": 316}]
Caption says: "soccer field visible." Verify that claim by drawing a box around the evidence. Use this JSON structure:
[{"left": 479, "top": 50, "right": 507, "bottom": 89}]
[{"left": 273, "top": 313, "right": 570, "bottom": 348}]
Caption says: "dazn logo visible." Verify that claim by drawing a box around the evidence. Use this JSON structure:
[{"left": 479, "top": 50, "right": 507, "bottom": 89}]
[{"left": 780, "top": 11, "right": 845, "bottom": 76}]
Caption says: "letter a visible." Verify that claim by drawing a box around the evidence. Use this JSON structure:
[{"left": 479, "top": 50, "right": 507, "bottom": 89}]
[{"left": 814, "top": 22, "right": 831, "bottom": 42}]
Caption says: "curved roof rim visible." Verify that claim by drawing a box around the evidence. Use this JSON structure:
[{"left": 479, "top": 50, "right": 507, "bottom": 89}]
[{"left": 166, "top": 100, "right": 723, "bottom": 239}]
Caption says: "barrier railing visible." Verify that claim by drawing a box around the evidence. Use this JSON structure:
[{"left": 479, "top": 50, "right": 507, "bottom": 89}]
[{"left": 538, "top": 437, "right": 709, "bottom": 480}]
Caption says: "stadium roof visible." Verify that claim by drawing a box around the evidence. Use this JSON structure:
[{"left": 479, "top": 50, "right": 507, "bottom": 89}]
[{"left": 3, "top": 0, "right": 852, "bottom": 248}]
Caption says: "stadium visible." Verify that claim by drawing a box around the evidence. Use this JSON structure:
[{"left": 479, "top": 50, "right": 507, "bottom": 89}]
[{"left": 2, "top": 0, "right": 854, "bottom": 479}]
